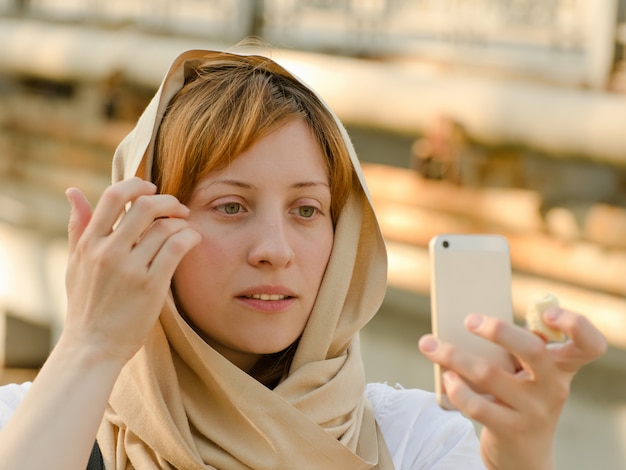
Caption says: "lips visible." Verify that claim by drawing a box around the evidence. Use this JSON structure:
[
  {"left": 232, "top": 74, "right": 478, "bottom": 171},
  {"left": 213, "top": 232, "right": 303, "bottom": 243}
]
[
  {"left": 244, "top": 293, "right": 290, "bottom": 301},
  {"left": 236, "top": 286, "right": 297, "bottom": 312},
  {"left": 237, "top": 285, "right": 296, "bottom": 299}
]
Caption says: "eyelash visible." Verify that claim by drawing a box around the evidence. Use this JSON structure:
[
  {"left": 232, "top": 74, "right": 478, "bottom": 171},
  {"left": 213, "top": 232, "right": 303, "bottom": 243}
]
[
  {"left": 292, "top": 205, "right": 321, "bottom": 219},
  {"left": 211, "top": 201, "right": 324, "bottom": 220},
  {"left": 215, "top": 201, "right": 244, "bottom": 215}
]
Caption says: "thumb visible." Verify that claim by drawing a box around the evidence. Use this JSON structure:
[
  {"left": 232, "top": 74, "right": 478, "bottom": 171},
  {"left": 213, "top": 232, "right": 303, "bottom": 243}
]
[{"left": 65, "top": 187, "right": 93, "bottom": 254}]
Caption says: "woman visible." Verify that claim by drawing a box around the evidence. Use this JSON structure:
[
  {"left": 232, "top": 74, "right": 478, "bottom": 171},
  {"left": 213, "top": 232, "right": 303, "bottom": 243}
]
[{"left": 0, "top": 49, "right": 606, "bottom": 469}]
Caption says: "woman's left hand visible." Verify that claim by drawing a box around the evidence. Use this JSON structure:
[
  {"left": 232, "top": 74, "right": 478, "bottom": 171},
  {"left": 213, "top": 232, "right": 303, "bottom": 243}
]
[{"left": 419, "top": 308, "right": 607, "bottom": 470}]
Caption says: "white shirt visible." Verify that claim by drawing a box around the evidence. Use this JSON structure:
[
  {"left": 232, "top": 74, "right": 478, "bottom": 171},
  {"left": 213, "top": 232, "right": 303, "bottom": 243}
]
[
  {"left": 366, "top": 382, "right": 485, "bottom": 469},
  {"left": 0, "top": 382, "right": 32, "bottom": 429},
  {"left": 0, "top": 382, "right": 485, "bottom": 469}
]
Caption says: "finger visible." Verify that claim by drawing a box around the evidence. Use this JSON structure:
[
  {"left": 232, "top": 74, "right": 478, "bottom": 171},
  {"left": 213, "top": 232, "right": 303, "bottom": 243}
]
[
  {"left": 131, "top": 217, "right": 194, "bottom": 266},
  {"left": 114, "top": 194, "right": 191, "bottom": 246},
  {"left": 419, "top": 334, "right": 519, "bottom": 409},
  {"left": 544, "top": 309, "right": 607, "bottom": 372},
  {"left": 66, "top": 188, "right": 93, "bottom": 254},
  {"left": 86, "top": 178, "right": 157, "bottom": 238},
  {"left": 465, "top": 314, "right": 551, "bottom": 379},
  {"left": 442, "top": 370, "right": 517, "bottom": 429},
  {"left": 148, "top": 227, "right": 201, "bottom": 281}
]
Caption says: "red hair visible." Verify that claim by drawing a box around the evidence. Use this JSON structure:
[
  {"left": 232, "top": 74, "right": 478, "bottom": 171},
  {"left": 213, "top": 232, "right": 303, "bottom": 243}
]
[{"left": 153, "top": 54, "right": 355, "bottom": 225}]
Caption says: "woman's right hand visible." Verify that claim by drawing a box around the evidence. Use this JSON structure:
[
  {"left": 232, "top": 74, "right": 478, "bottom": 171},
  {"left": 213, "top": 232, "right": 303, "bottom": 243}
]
[
  {"left": 0, "top": 178, "right": 199, "bottom": 470},
  {"left": 63, "top": 178, "right": 201, "bottom": 365}
]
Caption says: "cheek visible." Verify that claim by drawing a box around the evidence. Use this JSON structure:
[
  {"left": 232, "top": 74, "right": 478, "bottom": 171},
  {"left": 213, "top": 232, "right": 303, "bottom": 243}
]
[
  {"left": 305, "top": 230, "right": 334, "bottom": 279},
  {"left": 173, "top": 234, "right": 233, "bottom": 295}
]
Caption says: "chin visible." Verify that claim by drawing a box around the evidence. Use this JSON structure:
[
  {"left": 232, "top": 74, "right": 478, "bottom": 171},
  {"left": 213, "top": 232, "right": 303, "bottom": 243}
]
[{"left": 249, "top": 337, "right": 299, "bottom": 356}]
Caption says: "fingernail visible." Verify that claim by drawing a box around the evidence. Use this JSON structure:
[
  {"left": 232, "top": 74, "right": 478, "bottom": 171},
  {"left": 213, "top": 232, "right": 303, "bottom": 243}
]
[
  {"left": 466, "top": 313, "right": 483, "bottom": 330},
  {"left": 545, "top": 308, "right": 562, "bottom": 323},
  {"left": 65, "top": 189, "right": 74, "bottom": 206},
  {"left": 419, "top": 336, "right": 438, "bottom": 352}
]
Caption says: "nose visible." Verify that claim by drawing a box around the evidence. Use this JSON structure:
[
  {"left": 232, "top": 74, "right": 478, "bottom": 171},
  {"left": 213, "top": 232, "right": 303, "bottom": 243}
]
[{"left": 247, "top": 214, "right": 294, "bottom": 268}]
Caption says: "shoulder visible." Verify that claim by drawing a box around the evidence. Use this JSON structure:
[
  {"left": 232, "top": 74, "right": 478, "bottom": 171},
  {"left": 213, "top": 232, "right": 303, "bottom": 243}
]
[
  {"left": 366, "top": 382, "right": 486, "bottom": 470},
  {"left": 0, "top": 382, "right": 32, "bottom": 429}
]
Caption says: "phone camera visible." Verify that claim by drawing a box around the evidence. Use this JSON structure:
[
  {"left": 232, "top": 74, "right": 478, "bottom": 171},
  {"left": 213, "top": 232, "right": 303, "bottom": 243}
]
[{"left": 443, "top": 240, "right": 449, "bottom": 248}]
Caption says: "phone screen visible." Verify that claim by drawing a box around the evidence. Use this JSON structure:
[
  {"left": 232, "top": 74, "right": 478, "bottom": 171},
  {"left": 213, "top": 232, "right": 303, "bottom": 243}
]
[{"left": 429, "top": 234, "right": 514, "bottom": 408}]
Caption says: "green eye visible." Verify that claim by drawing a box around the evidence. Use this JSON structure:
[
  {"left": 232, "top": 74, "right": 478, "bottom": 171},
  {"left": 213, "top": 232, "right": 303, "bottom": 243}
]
[
  {"left": 298, "top": 206, "right": 316, "bottom": 218},
  {"left": 223, "top": 202, "right": 241, "bottom": 214}
]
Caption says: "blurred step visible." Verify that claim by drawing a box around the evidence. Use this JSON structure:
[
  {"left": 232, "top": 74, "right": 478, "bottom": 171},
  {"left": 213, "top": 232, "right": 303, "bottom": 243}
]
[{"left": 0, "top": 310, "right": 51, "bottom": 369}]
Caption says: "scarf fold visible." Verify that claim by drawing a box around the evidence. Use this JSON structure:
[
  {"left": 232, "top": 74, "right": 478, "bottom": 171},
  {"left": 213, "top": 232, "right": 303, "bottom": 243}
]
[{"left": 98, "top": 49, "right": 393, "bottom": 469}]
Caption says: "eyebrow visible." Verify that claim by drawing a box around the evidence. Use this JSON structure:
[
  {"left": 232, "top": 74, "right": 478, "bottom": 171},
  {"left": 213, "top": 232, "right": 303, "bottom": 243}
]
[
  {"left": 200, "top": 179, "right": 254, "bottom": 190},
  {"left": 292, "top": 181, "right": 330, "bottom": 189},
  {"left": 197, "top": 179, "right": 330, "bottom": 192}
]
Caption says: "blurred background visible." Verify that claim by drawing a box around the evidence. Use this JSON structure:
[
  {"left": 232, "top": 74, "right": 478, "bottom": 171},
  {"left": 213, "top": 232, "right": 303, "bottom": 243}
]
[{"left": 0, "top": 0, "right": 625, "bottom": 468}]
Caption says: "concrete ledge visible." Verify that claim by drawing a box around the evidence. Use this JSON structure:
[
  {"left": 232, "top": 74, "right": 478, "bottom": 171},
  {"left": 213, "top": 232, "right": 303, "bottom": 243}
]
[
  {"left": 381, "top": 282, "right": 626, "bottom": 375},
  {"left": 0, "top": 222, "right": 68, "bottom": 342},
  {"left": 385, "top": 240, "right": 626, "bottom": 350},
  {"left": 0, "top": 310, "right": 51, "bottom": 368}
]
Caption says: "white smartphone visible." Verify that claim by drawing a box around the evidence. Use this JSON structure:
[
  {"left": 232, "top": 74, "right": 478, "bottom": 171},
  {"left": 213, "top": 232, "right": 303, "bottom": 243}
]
[{"left": 429, "top": 234, "right": 515, "bottom": 409}]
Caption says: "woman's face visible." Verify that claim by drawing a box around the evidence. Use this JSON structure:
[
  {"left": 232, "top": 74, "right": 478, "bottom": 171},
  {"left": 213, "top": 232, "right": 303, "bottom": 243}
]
[{"left": 172, "top": 119, "right": 334, "bottom": 372}]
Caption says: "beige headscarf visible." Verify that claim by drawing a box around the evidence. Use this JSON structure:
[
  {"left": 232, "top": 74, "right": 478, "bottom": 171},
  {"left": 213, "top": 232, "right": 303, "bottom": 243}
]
[{"left": 97, "top": 49, "right": 392, "bottom": 469}]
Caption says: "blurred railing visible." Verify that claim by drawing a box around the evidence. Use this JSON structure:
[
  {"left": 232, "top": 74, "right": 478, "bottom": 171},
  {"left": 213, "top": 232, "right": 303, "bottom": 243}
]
[{"left": 0, "top": 0, "right": 622, "bottom": 89}]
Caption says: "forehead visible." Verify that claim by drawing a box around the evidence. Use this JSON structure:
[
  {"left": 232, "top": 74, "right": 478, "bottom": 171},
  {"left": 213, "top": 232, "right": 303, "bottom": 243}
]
[{"left": 194, "top": 119, "right": 329, "bottom": 190}]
